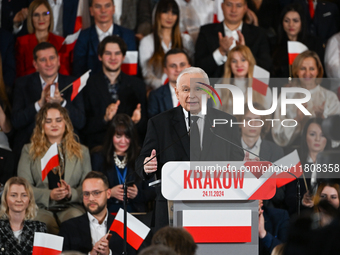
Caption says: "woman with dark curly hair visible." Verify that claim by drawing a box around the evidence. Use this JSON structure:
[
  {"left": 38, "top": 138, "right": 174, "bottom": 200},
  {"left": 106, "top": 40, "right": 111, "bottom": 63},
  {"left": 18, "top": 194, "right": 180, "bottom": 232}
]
[{"left": 18, "top": 103, "right": 91, "bottom": 234}]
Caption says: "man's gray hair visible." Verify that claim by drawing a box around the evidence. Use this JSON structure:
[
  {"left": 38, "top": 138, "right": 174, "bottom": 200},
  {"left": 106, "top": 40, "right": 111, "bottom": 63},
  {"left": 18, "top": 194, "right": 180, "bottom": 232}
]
[{"left": 176, "top": 67, "right": 210, "bottom": 88}]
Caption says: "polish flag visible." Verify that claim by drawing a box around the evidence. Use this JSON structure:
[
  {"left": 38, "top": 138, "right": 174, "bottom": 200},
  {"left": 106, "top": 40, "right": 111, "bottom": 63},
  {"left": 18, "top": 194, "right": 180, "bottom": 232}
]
[
  {"left": 183, "top": 210, "right": 251, "bottom": 243},
  {"left": 161, "top": 73, "right": 169, "bottom": 85},
  {"left": 110, "top": 208, "right": 150, "bottom": 250},
  {"left": 71, "top": 70, "right": 91, "bottom": 101},
  {"left": 288, "top": 41, "right": 308, "bottom": 65},
  {"left": 252, "top": 65, "right": 269, "bottom": 96},
  {"left": 274, "top": 150, "right": 302, "bottom": 188},
  {"left": 74, "top": 0, "right": 91, "bottom": 33},
  {"left": 59, "top": 29, "right": 81, "bottom": 56},
  {"left": 41, "top": 143, "right": 59, "bottom": 181},
  {"left": 32, "top": 232, "right": 63, "bottom": 255},
  {"left": 213, "top": 0, "right": 224, "bottom": 23},
  {"left": 121, "top": 51, "right": 138, "bottom": 76}
]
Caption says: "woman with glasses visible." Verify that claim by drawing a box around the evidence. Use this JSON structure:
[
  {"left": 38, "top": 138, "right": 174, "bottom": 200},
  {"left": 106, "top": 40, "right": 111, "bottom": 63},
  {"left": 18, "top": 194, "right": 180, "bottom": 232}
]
[
  {"left": 0, "top": 177, "right": 47, "bottom": 255},
  {"left": 18, "top": 103, "right": 91, "bottom": 234},
  {"left": 91, "top": 114, "right": 155, "bottom": 213},
  {"left": 15, "top": 0, "right": 69, "bottom": 77}
]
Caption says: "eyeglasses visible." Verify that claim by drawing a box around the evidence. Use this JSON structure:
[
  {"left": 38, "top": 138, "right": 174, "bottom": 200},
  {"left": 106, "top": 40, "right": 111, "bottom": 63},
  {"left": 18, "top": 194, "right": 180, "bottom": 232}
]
[
  {"left": 33, "top": 11, "right": 50, "bottom": 19},
  {"left": 82, "top": 189, "right": 107, "bottom": 199}
]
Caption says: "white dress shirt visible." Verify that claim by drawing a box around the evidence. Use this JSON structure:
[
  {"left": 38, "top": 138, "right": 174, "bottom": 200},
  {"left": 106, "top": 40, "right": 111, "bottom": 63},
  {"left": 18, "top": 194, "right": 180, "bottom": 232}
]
[
  {"left": 48, "top": 0, "right": 63, "bottom": 36},
  {"left": 88, "top": 211, "right": 112, "bottom": 255},
  {"left": 96, "top": 24, "right": 114, "bottom": 42},
  {"left": 169, "top": 84, "right": 178, "bottom": 108},
  {"left": 241, "top": 137, "right": 262, "bottom": 160}
]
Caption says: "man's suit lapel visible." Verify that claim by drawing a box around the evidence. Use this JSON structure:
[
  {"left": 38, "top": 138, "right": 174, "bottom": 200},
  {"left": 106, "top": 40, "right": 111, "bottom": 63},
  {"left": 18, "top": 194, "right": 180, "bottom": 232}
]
[
  {"left": 200, "top": 109, "right": 215, "bottom": 160},
  {"left": 163, "top": 84, "right": 173, "bottom": 110},
  {"left": 90, "top": 27, "right": 100, "bottom": 58},
  {"left": 31, "top": 73, "right": 43, "bottom": 102},
  {"left": 82, "top": 214, "right": 95, "bottom": 250},
  {"left": 171, "top": 107, "right": 190, "bottom": 159}
]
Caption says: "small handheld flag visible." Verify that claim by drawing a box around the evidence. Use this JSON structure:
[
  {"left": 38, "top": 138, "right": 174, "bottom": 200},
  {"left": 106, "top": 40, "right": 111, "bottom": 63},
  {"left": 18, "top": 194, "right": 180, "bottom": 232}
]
[
  {"left": 41, "top": 143, "right": 59, "bottom": 181},
  {"left": 32, "top": 232, "right": 63, "bottom": 255}
]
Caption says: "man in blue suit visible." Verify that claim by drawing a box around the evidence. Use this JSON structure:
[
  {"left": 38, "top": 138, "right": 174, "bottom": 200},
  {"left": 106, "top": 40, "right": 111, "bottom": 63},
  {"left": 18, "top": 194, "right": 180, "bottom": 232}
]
[
  {"left": 73, "top": 0, "right": 136, "bottom": 77},
  {"left": 148, "top": 49, "right": 191, "bottom": 118}
]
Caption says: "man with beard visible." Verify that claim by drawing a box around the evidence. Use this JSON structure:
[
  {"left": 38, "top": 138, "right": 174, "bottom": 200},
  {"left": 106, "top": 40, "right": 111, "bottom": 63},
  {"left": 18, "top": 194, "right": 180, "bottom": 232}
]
[
  {"left": 58, "top": 171, "right": 137, "bottom": 255},
  {"left": 82, "top": 35, "right": 147, "bottom": 150}
]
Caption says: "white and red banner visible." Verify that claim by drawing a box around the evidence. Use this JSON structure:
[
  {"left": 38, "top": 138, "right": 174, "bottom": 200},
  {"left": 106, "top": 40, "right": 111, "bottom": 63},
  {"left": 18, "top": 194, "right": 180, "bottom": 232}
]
[
  {"left": 288, "top": 41, "right": 308, "bottom": 65},
  {"left": 71, "top": 69, "right": 91, "bottom": 101},
  {"left": 183, "top": 210, "right": 251, "bottom": 243},
  {"left": 252, "top": 65, "right": 269, "bottom": 96},
  {"left": 41, "top": 143, "right": 59, "bottom": 181},
  {"left": 32, "top": 232, "right": 63, "bottom": 255},
  {"left": 121, "top": 51, "right": 138, "bottom": 76},
  {"left": 110, "top": 208, "right": 150, "bottom": 250},
  {"left": 161, "top": 161, "right": 276, "bottom": 200}
]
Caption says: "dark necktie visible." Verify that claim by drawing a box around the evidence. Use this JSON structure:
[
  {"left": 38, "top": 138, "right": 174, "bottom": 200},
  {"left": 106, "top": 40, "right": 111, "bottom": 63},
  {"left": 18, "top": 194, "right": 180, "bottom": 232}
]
[{"left": 190, "top": 116, "right": 201, "bottom": 160}]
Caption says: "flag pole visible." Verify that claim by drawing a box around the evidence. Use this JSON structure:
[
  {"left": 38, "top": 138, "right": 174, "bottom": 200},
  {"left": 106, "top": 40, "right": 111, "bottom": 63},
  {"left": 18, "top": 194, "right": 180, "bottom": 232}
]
[
  {"left": 288, "top": 65, "right": 292, "bottom": 83},
  {"left": 59, "top": 70, "right": 91, "bottom": 94},
  {"left": 123, "top": 181, "right": 128, "bottom": 254}
]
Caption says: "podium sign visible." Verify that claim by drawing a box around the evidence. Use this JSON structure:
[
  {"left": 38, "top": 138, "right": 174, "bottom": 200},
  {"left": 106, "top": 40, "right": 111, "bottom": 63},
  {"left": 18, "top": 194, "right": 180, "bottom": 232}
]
[{"left": 162, "top": 161, "right": 276, "bottom": 201}]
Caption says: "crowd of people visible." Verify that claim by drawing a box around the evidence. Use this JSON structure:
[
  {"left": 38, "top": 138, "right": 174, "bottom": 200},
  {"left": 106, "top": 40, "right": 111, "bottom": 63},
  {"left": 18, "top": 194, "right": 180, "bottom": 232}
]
[{"left": 1, "top": 0, "right": 340, "bottom": 254}]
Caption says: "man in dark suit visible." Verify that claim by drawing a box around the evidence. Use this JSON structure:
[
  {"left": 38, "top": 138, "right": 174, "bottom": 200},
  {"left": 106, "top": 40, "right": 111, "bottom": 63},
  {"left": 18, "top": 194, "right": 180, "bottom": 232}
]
[
  {"left": 137, "top": 67, "right": 244, "bottom": 231},
  {"left": 148, "top": 48, "right": 191, "bottom": 118},
  {"left": 73, "top": 0, "right": 136, "bottom": 77},
  {"left": 12, "top": 42, "right": 85, "bottom": 157},
  {"left": 59, "top": 171, "right": 136, "bottom": 255},
  {"left": 195, "top": 0, "right": 271, "bottom": 78},
  {"left": 82, "top": 35, "right": 146, "bottom": 150}
]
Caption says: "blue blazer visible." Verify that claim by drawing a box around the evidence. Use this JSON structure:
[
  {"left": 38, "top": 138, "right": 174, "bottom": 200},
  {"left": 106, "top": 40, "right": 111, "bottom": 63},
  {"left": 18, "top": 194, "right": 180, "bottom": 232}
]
[
  {"left": 148, "top": 83, "right": 173, "bottom": 118},
  {"left": 73, "top": 24, "right": 137, "bottom": 77}
]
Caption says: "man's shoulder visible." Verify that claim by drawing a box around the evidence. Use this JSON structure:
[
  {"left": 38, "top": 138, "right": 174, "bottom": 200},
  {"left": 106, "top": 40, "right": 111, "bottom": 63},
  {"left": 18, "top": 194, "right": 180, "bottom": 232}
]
[
  {"left": 60, "top": 213, "right": 88, "bottom": 228},
  {"left": 120, "top": 72, "right": 145, "bottom": 86},
  {"left": 114, "top": 23, "right": 135, "bottom": 36},
  {"left": 242, "top": 23, "right": 266, "bottom": 37},
  {"left": 151, "top": 106, "right": 179, "bottom": 120},
  {"left": 15, "top": 73, "right": 38, "bottom": 87},
  {"left": 78, "top": 26, "right": 95, "bottom": 40},
  {"left": 199, "top": 22, "right": 222, "bottom": 35},
  {"left": 149, "top": 83, "right": 169, "bottom": 97}
]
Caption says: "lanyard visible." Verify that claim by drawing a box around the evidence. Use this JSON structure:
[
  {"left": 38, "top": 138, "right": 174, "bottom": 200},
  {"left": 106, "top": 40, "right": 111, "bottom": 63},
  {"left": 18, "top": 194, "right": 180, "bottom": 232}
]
[{"left": 115, "top": 166, "right": 127, "bottom": 185}]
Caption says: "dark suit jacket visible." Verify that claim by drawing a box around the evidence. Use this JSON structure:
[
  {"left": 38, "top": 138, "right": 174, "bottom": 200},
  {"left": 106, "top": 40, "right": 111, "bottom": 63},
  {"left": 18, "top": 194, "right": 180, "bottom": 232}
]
[
  {"left": 136, "top": 106, "right": 244, "bottom": 230},
  {"left": 0, "top": 220, "right": 46, "bottom": 255},
  {"left": 73, "top": 24, "right": 137, "bottom": 77},
  {"left": 82, "top": 70, "right": 147, "bottom": 149},
  {"left": 148, "top": 83, "right": 173, "bottom": 118},
  {"left": 195, "top": 22, "right": 272, "bottom": 77},
  {"left": 0, "top": 0, "right": 32, "bottom": 33},
  {"left": 59, "top": 213, "right": 136, "bottom": 255},
  {"left": 0, "top": 28, "right": 15, "bottom": 90},
  {"left": 11, "top": 73, "right": 85, "bottom": 154}
]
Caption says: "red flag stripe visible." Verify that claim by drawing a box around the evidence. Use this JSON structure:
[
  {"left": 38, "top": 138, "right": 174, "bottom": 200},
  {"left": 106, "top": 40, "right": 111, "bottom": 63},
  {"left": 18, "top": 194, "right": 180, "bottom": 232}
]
[
  {"left": 252, "top": 78, "right": 268, "bottom": 96},
  {"left": 32, "top": 246, "right": 61, "bottom": 255},
  {"left": 110, "top": 219, "right": 144, "bottom": 250},
  {"left": 121, "top": 63, "right": 138, "bottom": 76},
  {"left": 74, "top": 16, "right": 82, "bottom": 33},
  {"left": 184, "top": 226, "right": 251, "bottom": 243},
  {"left": 41, "top": 155, "right": 59, "bottom": 181},
  {"left": 288, "top": 53, "right": 299, "bottom": 65},
  {"left": 71, "top": 78, "right": 81, "bottom": 101}
]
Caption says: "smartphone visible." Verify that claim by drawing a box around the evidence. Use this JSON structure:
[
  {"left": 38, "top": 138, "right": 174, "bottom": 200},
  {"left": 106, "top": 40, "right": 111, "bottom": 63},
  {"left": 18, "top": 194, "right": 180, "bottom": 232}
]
[
  {"left": 50, "top": 84, "right": 55, "bottom": 98},
  {"left": 126, "top": 180, "right": 135, "bottom": 187}
]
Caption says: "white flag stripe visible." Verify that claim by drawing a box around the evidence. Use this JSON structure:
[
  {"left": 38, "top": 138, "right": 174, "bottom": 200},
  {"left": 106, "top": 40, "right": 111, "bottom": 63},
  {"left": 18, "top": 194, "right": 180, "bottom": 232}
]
[
  {"left": 116, "top": 208, "right": 150, "bottom": 239},
  {"left": 183, "top": 210, "right": 251, "bottom": 227},
  {"left": 122, "top": 51, "right": 138, "bottom": 64},
  {"left": 288, "top": 41, "right": 308, "bottom": 54},
  {"left": 253, "top": 65, "right": 270, "bottom": 84},
  {"left": 41, "top": 143, "right": 58, "bottom": 170},
  {"left": 274, "top": 149, "right": 300, "bottom": 170},
  {"left": 78, "top": 70, "right": 91, "bottom": 92},
  {"left": 33, "top": 232, "right": 63, "bottom": 251},
  {"left": 62, "top": 30, "right": 81, "bottom": 45}
]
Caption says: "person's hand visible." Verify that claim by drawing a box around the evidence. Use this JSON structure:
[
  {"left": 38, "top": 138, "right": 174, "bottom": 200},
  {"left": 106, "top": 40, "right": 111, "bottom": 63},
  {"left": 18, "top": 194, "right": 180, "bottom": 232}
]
[
  {"left": 131, "top": 104, "right": 141, "bottom": 124},
  {"left": 111, "top": 184, "right": 124, "bottom": 201},
  {"left": 302, "top": 191, "right": 314, "bottom": 208},
  {"left": 243, "top": 151, "right": 259, "bottom": 161},
  {"left": 314, "top": 101, "right": 325, "bottom": 119},
  {"left": 38, "top": 84, "right": 52, "bottom": 108},
  {"left": 104, "top": 100, "right": 120, "bottom": 122},
  {"left": 245, "top": 9, "right": 258, "bottom": 26},
  {"left": 258, "top": 200, "right": 267, "bottom": 238},
  {"left": 13, "top": 8, "right": 28, "bottom": 28},
  {"left": 144, "top": 149, "right": 157, "bottom": 174},
  {"left": 127, "top": 184, "right": 138, "bottom": 199},
  {"left": 59, "top": 180, "right": 71, "bottom": 199},
  {"left": 50, "top": 186, "right": 68, "bottom": 201},
  {"left": 90, "top": 234, "right": 110, "bottom": 255},
  {"left": 236, "top": 30, "right": 245, "bottom": 46},
  {"left": 46, "top": 83, "right": 64, "bottom": 104},
  {"left": 218, "top": 32, "right": 234, "bottom": 56}
]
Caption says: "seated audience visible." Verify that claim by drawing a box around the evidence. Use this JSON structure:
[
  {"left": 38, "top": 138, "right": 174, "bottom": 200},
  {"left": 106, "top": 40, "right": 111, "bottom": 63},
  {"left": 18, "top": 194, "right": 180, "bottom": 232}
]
[
  {"left": 139, "top": 0, "right": 194, "bottom": 89},
  {"left": 82, "top": 35, "right": 146, "bottom": 150},
  {"left": 148, "top": 48, "right": 191, "bottom": 118},
  {"left": 91, "top": 114, "right": 156, "bottom": 213},
  {"left": 59, "top": 171, "right": 137, "bottom": 255},
  {"left": 15, "top": 0, "right": 70, "bottom": 77},
  {"left": 220, "top": 45, "right": 273, "bottom": 114},
  {"left": 17, "top": 103, "right": 91, "bottom": 234},
  {"left": 195, "top": 0, "right": 272, "bottom": 78},
  {"left": 285, "top": 118, "right": 331, "bottom": 215},
  {"left": 0, "top": 177, "right": 47, "bottom": 254},
  {"left": 12, "top": 42, "right": 85, "bottom": 158},
  {"left": 272, "top": 51, "right": 340, "bottom": 148},
  {"left": 73, "top": 0, "right": 136, "bottom": 77},
  {"left": 151, "top": 226, "right": 197, "bottom": 255}
]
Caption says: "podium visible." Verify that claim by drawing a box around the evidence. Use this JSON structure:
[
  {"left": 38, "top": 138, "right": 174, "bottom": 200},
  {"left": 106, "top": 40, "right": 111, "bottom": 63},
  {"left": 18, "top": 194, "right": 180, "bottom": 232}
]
[{"left": 162, "top": 161, "right": 276, "bottom": 255}]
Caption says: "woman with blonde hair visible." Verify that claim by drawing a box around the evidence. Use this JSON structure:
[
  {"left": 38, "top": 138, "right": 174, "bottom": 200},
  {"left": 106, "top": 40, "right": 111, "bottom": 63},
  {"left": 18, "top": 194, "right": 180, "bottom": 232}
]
[
  {"left": 139, "top": 0, "right": 194, "bottom": 89},
  {"left": 272, "top": 50, "right": 340, "bottom": 147},
  {"left": 0, "top": 176, "right": 47, "bottom": 254},
  {"left": 15, "top": 0, "right": 69, "bottom": 77},
  {"left": 220, "top": 45, "right": 272, "bottom": 114},
  {"left": 18, "top": 103, "right": 91, "bottom": 234}
]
